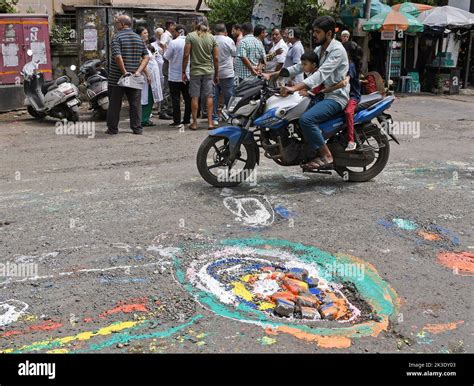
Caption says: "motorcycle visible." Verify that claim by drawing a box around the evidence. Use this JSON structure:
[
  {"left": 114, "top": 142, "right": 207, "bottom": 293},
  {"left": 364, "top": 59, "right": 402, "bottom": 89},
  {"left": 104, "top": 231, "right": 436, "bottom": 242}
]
[
  {"left": 77, "top": 59, "right": 109, "bottom": 119},
  {"left": 196, "top": 77, "right": 399, "bottom": 187},
  {"left": 21, "top": 49, "right": 81, "bottom": 122}
]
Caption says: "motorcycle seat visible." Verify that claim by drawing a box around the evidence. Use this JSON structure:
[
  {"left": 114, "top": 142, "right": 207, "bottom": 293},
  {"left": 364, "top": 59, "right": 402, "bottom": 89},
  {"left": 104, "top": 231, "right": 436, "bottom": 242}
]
[
  {"left": 41, "top": 76, "right": 69, "bottom": 94},
  {"left": 356, "top": 92, "right": 383, "bottom": 112}
]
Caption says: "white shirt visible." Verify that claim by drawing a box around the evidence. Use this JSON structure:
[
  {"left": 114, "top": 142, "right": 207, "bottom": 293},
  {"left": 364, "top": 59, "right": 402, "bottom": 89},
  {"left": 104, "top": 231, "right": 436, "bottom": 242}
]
[
  {"left": 266, "top": 39, "right": 288, "bottom": 73},
  {"left": 284, "top": 40, "right": 305, "bottom": 83},
  {"left": 151, "top": 40, "right": 164, "bottom": 67},
  {"left": 163, "top": 36, "right": 190, "bottom": 82},
  {"left": 215, "top": 34, "right": 236, "bottom": 79},
  {"left": 160, "top": 30, "right": 173, "bottom": 48}
]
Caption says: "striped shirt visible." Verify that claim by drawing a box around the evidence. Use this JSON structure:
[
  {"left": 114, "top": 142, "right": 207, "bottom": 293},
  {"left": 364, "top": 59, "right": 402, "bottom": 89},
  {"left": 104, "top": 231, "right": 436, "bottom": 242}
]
[
  {"left": 108, "top": 28, "right": 148, "bottom": 86},
  {"left": 235, "top": 34, "right": 266, "bottom": 80}
]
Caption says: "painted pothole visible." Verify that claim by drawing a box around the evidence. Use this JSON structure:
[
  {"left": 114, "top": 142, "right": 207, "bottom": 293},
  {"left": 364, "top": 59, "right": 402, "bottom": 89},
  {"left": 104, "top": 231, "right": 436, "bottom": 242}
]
[
  {"left": 173, "top": 238, "right": 399, "bottom": 348},
  {"left": 378, "top": 216, "right": 460, "bottom": 248}
]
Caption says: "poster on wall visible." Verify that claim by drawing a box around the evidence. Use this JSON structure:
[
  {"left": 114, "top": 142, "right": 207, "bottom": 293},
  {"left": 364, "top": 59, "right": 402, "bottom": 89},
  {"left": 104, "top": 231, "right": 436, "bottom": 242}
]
[
  {"left": 30, "top": 41, "right": 47, "bottom": 64},
  {"left": 1, "top": 43, "right": 19, "bottom": 67},
  {"left": 84, "top": 28, "right": 98, "bottom": 51},
  {"left": 251, "top": 0, "right": 285, "bottom": 31}
]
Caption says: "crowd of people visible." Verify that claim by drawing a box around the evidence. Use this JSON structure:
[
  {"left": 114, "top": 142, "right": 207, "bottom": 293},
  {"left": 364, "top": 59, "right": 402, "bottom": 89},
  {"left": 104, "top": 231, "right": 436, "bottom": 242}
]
[{"left": 106, "top": 14, "right": 363, "bottom": 171}]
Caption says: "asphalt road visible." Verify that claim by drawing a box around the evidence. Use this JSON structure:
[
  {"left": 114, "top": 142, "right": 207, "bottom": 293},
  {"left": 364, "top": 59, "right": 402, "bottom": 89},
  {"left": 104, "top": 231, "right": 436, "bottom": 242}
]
[{"left": 0, "top": 94, "right": 472, "bottom": 353}]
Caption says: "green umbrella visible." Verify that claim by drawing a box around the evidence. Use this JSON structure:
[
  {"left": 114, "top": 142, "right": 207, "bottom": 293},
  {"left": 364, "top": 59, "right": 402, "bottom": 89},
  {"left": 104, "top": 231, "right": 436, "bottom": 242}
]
[
  {"left": 341, "top": 0, "right": 392, "bottom": 27},
  {"left": 392, "top": 2, "right": 434, "bottom": 18},
  {"left": 363, "top": 10, "right": 424, "bottom": 33}
]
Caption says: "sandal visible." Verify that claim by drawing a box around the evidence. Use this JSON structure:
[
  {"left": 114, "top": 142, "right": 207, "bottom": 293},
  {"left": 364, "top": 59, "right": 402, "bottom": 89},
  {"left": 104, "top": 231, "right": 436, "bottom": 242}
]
[
  {"left": 142, "top": 121, "right": 156, "bottom": 127},
  {"left": 302, "top": 157, "right": 334, "bottom": 171},
  {"left": 187, "top": 124, "right": 198, "bottom": 131}
]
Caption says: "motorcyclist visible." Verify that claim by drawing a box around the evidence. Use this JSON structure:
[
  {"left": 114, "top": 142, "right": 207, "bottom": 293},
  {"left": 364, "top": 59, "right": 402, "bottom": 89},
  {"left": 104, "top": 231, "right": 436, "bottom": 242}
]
[{"left": 275, "top": 16, "right": 350, "bottom": 171}]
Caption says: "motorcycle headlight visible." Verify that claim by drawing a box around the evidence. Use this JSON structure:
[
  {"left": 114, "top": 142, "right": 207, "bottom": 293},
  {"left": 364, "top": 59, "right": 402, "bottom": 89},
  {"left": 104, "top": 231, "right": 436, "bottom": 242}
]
[{"left": 227, "top": 97, "right": 242, "bottom": 113}]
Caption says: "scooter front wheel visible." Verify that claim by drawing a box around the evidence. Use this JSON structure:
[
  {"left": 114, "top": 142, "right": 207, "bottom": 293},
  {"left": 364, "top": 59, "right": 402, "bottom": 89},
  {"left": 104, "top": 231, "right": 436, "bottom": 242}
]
[
  {"left": 67, "top": 106, "right": 80, "bottom": 122},
  {"left": 196, "top": 136, "right": 257, "bottom": 188}
]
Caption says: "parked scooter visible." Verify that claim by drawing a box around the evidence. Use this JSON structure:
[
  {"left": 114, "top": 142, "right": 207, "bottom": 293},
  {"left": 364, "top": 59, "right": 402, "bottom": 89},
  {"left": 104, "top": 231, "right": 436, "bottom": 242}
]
[
  {"left": 21, "top": 49, "right": 81, "bottom": 122},
  {"left": 78, "top": 59, "right": 109, "bottom": 119}
]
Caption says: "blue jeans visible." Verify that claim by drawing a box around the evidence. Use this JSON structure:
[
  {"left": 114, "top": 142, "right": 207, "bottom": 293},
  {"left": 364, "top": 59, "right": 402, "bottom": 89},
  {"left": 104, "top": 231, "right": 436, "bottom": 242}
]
[
  {"left": 299, "top": 98, "right": 343, "bottom": 151},
  {"left": 213, "top": 77, "right": 235, "bottom": 121}
]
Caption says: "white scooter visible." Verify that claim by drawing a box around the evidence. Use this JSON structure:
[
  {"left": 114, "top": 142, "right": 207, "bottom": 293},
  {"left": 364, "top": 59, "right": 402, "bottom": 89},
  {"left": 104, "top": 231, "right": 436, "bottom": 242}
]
[{"left": 21, "top": 49, "right": 81, "bottom": 121}]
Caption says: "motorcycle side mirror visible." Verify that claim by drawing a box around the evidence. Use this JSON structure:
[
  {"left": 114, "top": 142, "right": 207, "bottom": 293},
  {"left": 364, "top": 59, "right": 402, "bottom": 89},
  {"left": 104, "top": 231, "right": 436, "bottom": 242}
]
[
  {"left": 27, "top": 49, "right": 33, "bottom": 57},
  {"left": 70, "top": 65, "right": 77, "bottom": 71}
]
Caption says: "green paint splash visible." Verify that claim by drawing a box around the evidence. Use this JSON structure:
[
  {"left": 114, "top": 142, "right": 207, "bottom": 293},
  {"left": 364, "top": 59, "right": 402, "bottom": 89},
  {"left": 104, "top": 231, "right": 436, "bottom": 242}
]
[{"left": 175, "top": 238, "right": 399, "bottom": 340}]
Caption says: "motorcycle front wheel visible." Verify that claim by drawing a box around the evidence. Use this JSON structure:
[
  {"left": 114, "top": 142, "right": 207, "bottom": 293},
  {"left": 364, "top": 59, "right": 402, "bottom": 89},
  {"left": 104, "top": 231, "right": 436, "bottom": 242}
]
[{"left": 196, "top": 136, "right": 257, "bottom": 188}]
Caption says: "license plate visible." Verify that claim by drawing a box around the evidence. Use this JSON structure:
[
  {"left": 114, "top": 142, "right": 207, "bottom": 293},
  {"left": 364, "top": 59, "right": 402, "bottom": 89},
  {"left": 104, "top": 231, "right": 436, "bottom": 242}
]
[{"left": 66, "top": 99, "right": 79, "bottom": 107}]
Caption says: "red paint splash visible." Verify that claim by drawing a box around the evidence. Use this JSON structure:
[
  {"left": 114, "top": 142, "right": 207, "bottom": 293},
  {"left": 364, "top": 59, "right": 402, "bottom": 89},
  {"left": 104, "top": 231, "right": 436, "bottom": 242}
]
[
  {"left": 99, "top": 297, "right": 150, "bottom": 318},
  {"left": 437, "top": 252, "right": 474, "bottom": 276},
  {"left": 0, "top": 321, "right": 63, "bottom": 339}
]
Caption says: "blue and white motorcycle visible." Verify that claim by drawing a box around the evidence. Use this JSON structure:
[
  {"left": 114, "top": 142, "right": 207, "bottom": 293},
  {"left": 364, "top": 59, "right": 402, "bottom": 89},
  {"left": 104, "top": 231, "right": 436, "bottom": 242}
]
[{"left": 196, "top": 77, "right": 398, "bottom": 187}]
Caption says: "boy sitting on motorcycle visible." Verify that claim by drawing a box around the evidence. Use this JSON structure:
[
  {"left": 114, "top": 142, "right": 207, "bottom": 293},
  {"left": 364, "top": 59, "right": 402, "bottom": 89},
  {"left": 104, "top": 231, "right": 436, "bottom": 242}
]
[{"left": 264, "top": 52, "right": 348, "bottom": 105}]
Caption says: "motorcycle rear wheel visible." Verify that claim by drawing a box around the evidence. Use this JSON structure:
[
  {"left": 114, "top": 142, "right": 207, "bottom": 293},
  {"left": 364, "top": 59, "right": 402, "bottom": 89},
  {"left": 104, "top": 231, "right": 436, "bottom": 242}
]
[{"left": 335, "top": 132, "right": 390, "bottom": 182}]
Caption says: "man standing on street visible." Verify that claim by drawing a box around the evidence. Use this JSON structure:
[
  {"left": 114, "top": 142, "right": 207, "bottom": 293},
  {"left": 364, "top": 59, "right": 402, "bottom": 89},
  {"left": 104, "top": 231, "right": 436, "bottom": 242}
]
[
  {"left": 232, "top": 24, "right": 243, "bottom": 47},
  {"left": 106, "top": 15, "right": 149, "bottom": 135},
  {"left": 341, "top": 30, "right": 351, "bottom": 43},
  {"left": 182, "top": 21, "right": 219, "bottom": 131},
  {"left": 266, "top": 28, "right": 288, "bottom": 74},
  {"left": 284, "top": 28, "right": 305, "bottom": 85},
  {"left": 235, "top": 23, "right": 266, "bottom": 83},
  {"left": 164, "top": 25, "right": 191, "bottom": 129},
  {"left": 212, "top": 23, "right": 236, "bottom": 127},
  {"left": 159, "top": 21, "right": 177, "bottom": 120}
]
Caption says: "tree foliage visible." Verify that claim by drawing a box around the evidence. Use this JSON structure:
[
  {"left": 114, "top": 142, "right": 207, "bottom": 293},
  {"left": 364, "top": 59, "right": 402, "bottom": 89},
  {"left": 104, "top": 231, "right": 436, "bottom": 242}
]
[
  {"left": 205, "top": 0, "right": 340, "bottom": 44},
  {"left": 0, "top": 0, "right": 18, "bottom": 13},
  {"left": 205, "top": 0, "right": 254, "bottom": 27}
]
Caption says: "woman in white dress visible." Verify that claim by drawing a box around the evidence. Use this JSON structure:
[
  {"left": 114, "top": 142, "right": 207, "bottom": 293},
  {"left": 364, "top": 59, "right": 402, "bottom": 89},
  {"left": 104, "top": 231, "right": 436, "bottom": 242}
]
[{"left": 136, "top": 26, "right": 163, "bottom": 126}]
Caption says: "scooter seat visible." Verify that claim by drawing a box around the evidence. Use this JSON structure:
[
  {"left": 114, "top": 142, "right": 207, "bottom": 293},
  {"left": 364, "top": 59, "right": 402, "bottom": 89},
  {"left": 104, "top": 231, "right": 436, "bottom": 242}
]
[
  {"left": 41, "top": 80, "right": 56, "bottom": 94},
  {"left": 88, "top": 74, "right": 105, "bottom": 85},
  {"left": 41, "top": 76, "right": 69, "bottom": 94},
  {"left": 356, "top": 92, "right": 383, "bottom": 112}
]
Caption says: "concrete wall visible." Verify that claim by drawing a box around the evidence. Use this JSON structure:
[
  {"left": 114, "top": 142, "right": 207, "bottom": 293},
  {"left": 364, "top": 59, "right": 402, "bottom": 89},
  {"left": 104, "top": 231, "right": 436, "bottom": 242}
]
[{"left": 16, "top": 0, "right": 206, "bottom": 19}]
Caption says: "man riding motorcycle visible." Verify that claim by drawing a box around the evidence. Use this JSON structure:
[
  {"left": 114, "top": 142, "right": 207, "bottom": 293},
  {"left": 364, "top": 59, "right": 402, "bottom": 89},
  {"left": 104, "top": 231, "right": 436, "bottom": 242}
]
[{"left": 278, "top": 16, "right": 350, "bottom": 171}]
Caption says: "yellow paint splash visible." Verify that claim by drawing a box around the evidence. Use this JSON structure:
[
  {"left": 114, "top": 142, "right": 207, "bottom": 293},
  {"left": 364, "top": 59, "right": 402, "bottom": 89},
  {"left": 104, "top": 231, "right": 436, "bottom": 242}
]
[
  {"left": 258, "top": 302, "right": 275, "bottom": 311},
  {"left": 0, "top": 320, "right": 142, "bottom": 353},
  {"left": 231, "top": 281, "right": 254, "bottom": 301},
  {"left": 46, "top": 349, "right": 69, "bottom": 353}
]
